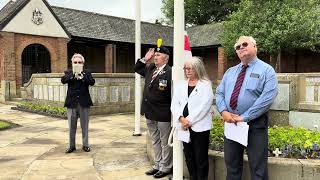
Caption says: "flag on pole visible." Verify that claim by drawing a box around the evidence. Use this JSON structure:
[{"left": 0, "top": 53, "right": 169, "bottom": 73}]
[{"left": 184, "top": 31, "right": 192, "bottom": 61}]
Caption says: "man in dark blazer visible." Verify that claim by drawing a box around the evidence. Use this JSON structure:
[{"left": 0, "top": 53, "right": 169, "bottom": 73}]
[
  {"left": 61, "top": 53, "right": 95, "bottom": 153},
  {"left": 134, "top": 46, "right": 172, "bottom": 178}
]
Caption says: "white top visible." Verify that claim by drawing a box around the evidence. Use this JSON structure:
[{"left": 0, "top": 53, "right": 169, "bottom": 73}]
[{"left": 171, "top": 79, "right": 214, "bottom": 142}]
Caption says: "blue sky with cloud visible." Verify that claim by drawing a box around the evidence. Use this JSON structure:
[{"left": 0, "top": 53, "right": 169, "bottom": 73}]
[{"left": 0, "top": 0, "right": 164, "bottom": 23}]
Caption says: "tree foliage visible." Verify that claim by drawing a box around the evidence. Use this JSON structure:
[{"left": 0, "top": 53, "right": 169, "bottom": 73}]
[
  {"left": 161, "top": 0, "right": 240, "bottom": 25},
  {"left": 220, "top": 0, "right": 320, "bottom": 57}
]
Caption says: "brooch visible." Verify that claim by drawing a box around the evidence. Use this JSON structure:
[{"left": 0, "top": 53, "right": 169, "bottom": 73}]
[{"left": 158, "top": 70, "right": 166, "bottom": 75}]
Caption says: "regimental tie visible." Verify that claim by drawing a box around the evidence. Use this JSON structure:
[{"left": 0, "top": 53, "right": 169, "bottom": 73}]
[
  {"left": 230, "top": 65, "right": 248, "bottom": 110},
  {"left": 150, "top": 68, "right": 159, "bottom": 83}
]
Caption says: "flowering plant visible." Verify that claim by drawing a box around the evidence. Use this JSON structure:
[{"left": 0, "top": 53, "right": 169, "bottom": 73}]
[{"left": 210, "top": 117, "right": 320, "bottom": 159}]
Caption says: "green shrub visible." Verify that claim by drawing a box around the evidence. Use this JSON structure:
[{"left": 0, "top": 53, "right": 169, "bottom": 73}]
[
  {"left": 18, "top": 102, "right": 67, "bottom": 117},
  {"left": 210, "top": 116, "right": 320, "bottom": 159}
]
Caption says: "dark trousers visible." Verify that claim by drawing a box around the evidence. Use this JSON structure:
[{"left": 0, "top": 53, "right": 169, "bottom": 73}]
[
  {"left": 183, "top": 129, "right": 210, "bottom": 180},
  {"left": 67, "top": 103, "right": 90, "bottom": 148},
  {"left": 224, "top": 114, "right": 269, "bottom": 180}
]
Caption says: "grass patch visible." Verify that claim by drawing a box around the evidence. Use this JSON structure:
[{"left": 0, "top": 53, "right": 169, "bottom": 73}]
[{"left": 0, "top": 120, "right": 12, "bottom": 130}]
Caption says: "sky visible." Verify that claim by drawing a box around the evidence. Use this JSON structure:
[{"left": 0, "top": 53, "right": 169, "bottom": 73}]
[{"left": 0, "top": 0, "right": 165, "bottom": 23}]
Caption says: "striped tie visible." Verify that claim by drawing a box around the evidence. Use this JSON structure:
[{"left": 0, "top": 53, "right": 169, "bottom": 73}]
[
  {"left": 230, "top": 65, "right": 248, "bottom": 110},
  {"left": 151, "top": 68, "right": 159, "bottom": 83}
]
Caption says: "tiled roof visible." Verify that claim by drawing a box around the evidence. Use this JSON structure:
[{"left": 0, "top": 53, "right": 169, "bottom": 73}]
[
  {"left": 0, "top": 0, "right": 222, "bottom": 47},
  {"left": 187, "top": 23, "right": 223, "bottom": 47},
  {"left": 51, "top": 6, "right": 174, "bottom": 46},
  {"left": 0, "top": 0, "right": 28, "bottom": 29}
]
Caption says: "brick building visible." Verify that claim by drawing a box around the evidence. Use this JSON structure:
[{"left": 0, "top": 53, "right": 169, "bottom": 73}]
[{"left": 1, "top": 0, "right": 320, "bottom": 99}]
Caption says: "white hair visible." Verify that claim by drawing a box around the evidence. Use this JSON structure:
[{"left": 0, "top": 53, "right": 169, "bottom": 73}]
[
  {"left": 71, "top": 53, "right": 85, "bottom": 63},
  {"left": 234, "top": 36, "right": 257, "bottom": 49},
  {"left": 184, "top": 56, "right": 209, "bottom": 81}
]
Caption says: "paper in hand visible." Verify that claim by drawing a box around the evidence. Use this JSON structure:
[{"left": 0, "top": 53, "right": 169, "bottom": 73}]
[
  {"left": 224, "top": 122, "right": 249, "bottom": 147},
  {"left": 72, "top": 64, "right": 83, "bottom": 75},
  {"left": 176, "top": 123, "right": 190, "bottom": 143}
]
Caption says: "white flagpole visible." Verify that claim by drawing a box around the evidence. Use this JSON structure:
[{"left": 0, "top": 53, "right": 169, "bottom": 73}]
[
  {"left": 172, "top": 0, "right": 185, "bottom": 179},
  {"left": 134, "top": 0, "right": 142, "bottom": 136}
]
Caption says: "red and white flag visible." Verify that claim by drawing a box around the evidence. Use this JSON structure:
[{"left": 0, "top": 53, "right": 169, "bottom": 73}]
[{"left": 184, "top": 31, "right": 192, "bottom": 61}]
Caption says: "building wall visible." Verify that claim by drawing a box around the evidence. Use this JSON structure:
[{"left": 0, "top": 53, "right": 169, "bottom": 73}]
[
  {"left": 0, "top": 32, "right": 68, "bottom": 96},
  {"left": 20, "top": 73, "right": 135, "bottom": 115},
  {"left": 67, "top": 42, "right": 105, "bottom": 73},
  {"left": 280, "top": 52, "right": 296, "bottom": 73},
  {"left": 116, "top": 43, "right": 135, "bottom": 73},
  {"left": 2, "top": 0, "right": 68, "bottom": 38},
  {"left": 220, "top": 49, "right": 320, "bottom": 75},
  {"left": 0, "top": 32, "right": 15, "bottom": 82},
  {"left": 192, "top": 47, "right": 219, "bottom": 82},
  {"left": 281, "top": 50, "right": 320, "bottom": 73}
]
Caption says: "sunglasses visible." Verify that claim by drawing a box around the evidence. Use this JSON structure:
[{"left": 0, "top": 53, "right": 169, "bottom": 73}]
[
  {"left": 235, "top": 42, "right": 249, "bottom": 50},
  {"left": 73, "top": 61, "right": 83, "bottom": 64}
]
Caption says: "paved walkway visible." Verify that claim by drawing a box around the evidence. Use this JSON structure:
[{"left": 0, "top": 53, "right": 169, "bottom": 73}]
[{"left": 0, "top": 103, "right": 167, "bottom": 180}]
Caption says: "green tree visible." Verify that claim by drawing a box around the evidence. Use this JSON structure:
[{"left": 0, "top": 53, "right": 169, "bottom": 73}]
[
  {"left": 220, "top": 0, "right": 320, "bottom": 71},
  {"left": 161, "top": 0, "right": 240, "bottom": 25}
]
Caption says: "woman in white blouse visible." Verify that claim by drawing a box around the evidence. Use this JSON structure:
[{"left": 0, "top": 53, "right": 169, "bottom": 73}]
[{"left": 171, "top": 56, "right": 214, "bottom": 180}]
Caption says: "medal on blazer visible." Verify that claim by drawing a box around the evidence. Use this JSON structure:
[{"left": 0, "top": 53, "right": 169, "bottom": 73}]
[{"left": 158, "top": 79, "right": 167, "bottom": 91}]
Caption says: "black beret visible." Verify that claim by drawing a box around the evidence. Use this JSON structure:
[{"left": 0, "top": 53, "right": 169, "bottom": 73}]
[{"left": 155, "top": 46, "right": 170, "bottom": 56}]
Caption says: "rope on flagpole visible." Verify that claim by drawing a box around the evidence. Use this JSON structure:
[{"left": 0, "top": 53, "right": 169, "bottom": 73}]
[{"left": 168, "top": 126, "right": 175, "bottom": 147}]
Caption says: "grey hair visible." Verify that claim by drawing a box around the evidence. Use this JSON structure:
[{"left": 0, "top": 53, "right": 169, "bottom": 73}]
[
  {"left": 164, "top": 54, "right": 169, "bottom": 62},
  {"left": 234, "top": 36, "right": 257, "bottom": 49},
  {"left": 71, "top": 53, "right": 85, "bottom": 63},
  {"left": 184, "top": 56, "right": 209, "bottom": 81}
]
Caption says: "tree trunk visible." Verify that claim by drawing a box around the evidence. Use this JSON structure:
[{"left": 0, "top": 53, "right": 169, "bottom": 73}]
[
  {"left": 269, "top": 51, "right": 281, "bottom": 72},
  {"left": 276, "top": 51, "right": 281, "bottom": 73}
]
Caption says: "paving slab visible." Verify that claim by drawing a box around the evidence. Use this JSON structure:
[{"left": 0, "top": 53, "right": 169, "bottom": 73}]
[{"left": 0, "top": 103, "right": 168, "bottom": 180}]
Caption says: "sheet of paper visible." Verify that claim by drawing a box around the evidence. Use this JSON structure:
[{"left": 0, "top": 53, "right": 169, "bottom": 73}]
[
  {"left": 224, "top": 122, "right": 249, "bottom": 147},
  {"left": 177, "top": 124, "right": 190, "bottom": 143}
]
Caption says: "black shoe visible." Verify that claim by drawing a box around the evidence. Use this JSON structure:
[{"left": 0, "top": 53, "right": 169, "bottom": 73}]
[
  {"left": 153, "top": 171, "right": 171, "bottom": 178},
  {"left": 82, "top": 146, "right": 91, "bottom": 152},
  {"left": 145, "top": 168, "right": 159, "bottom": 176},
  {"left": 65, "top": 147, "right": 76, "bottom": 153}
]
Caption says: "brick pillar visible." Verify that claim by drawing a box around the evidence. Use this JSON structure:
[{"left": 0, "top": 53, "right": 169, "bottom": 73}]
[
  {"left": 105, "top": 44, "right": 115, "bottom": 73},
  {"left": 0, "top": 36, "right": 4, "bottom": 81},
  {"left": 217, "top": 47, "right": 228, "bottom": 80},
  {"left": 53, "top": 38, "right": 69, "bottom": 72},
  {"left": 0, "top": 32, "right": 16, "bottom": 99}
]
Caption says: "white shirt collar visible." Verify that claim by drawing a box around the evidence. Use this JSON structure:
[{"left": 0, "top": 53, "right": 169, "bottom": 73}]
[{"left": 156, "top": 63, "right": 167, "bottom": 71}]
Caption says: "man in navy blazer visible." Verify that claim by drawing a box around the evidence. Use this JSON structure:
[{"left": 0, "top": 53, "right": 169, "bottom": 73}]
[
  {"left": 61, "top": 53, "right": 95, "bottom": 153},
  {"left": 134, "top": 46, "right": 172, "bottom": 179}
]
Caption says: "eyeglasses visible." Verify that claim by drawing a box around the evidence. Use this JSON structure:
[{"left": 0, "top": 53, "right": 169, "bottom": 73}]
[
  {"left": 183, "top": 67, "right": 193, "bottom": 71},
  {"left": 235, "top": 42, "right": 249, "bottom": 50},
  {"left": 73, "top": 61, "right": 83, "bottom": 64}
]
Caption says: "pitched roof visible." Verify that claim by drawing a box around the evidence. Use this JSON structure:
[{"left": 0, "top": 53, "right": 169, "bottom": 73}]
[
  {"left": 0, "top": 0, "right": 222, "bottom": 47},
  {"left": 0, "top": 0, "right": 70, "bottom": 37},
  {"left": 51, "top": 6, "right": 174, "bottom": 46},
  {"left": 0, "top": 0, "right": 29, "bottom": 30},
  {"left": 187, "top": 23, "right": 223, "bottom": 47}
]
